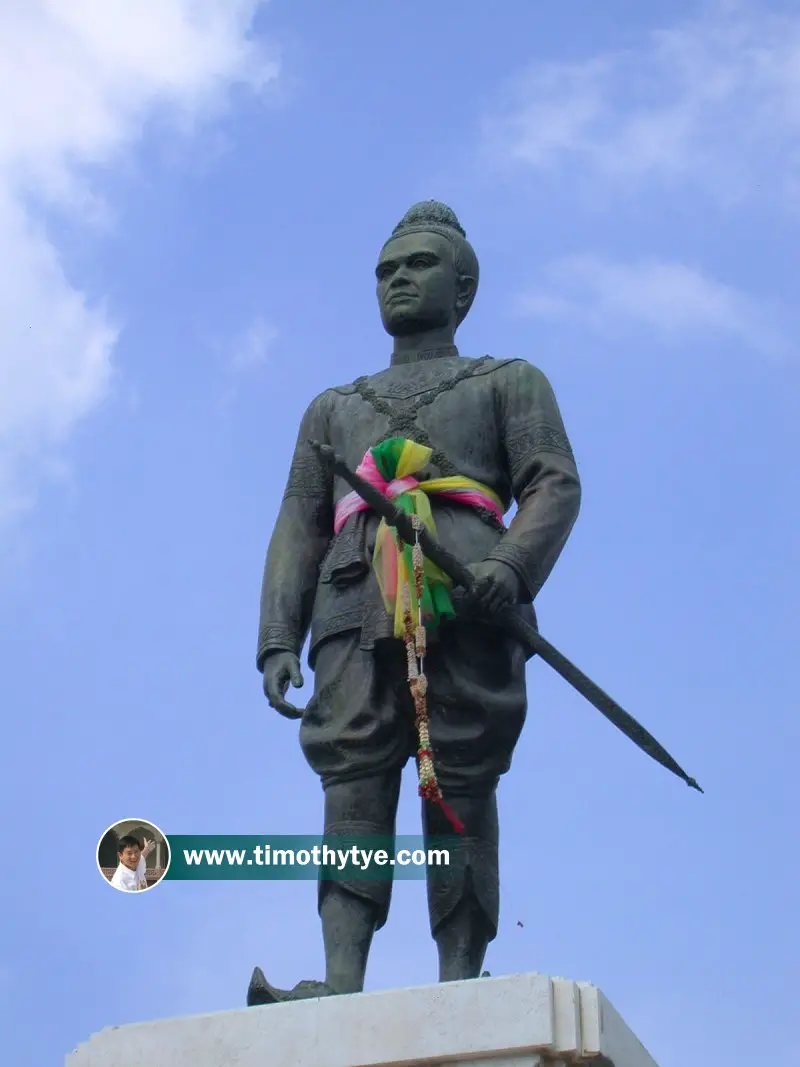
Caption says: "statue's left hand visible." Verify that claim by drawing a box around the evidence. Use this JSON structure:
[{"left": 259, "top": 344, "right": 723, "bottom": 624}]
[{"left": 466, "top": 560, "right": 522, "bottom": 614}]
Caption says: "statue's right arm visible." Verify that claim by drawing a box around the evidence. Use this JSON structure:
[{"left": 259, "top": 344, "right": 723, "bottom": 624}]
[{"left": 256, "top": 392, "right": 334, "bottom": 676}]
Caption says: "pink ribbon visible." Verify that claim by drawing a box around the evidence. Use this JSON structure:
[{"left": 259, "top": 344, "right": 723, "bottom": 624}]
[
  {"left": 334, "top": 452, "right": 418, "bottom": 534},
  {"left": 332, "top": 449, "right": 505, "bottom": 534}
]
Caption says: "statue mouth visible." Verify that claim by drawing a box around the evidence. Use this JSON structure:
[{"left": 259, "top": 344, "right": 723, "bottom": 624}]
[{"left": 387, "top": 291, "right": 415, "bottom": 304}]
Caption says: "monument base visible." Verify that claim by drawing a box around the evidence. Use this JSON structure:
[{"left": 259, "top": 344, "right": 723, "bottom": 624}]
[{"left": 66, "top": 973, "right": 659, "bottom": 1066}]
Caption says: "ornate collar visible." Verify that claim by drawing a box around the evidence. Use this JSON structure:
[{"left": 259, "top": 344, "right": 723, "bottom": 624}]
[{"left": 389, "top": 344, "right": 459, "bottom": 367}]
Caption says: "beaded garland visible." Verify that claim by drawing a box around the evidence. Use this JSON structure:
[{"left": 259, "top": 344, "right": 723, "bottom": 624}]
[{"left": 400, "top": 515, "right": 464, "bottom": 835}]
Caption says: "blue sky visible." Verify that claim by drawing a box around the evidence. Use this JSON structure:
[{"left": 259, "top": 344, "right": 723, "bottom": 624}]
[{"left": 1, "top": 2, "right": 798, "bottom": 1064}]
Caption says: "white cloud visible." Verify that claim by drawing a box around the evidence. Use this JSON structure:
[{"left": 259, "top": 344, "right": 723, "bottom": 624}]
[
  {"left": 482, "top": 1, "right": 800, "bottom": 201},
  {"left": 230, "top": 314, "right": 277, "bottom": 371},
  {"left": 205, "top": 313, "right": 277, "bottom": 412},
  {"left": 0, "top": 0, "right": 277, "bottom": 523},
  {"left": 518, "top": 255, "right": 787, "bottom": 357}
]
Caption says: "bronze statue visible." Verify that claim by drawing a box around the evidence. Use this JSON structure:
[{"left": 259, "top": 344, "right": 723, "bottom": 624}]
[{"left": 248, "top": 201, "right": 582, "bottom": 1006}]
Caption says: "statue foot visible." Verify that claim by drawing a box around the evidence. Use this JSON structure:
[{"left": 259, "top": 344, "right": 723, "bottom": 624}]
[{"left": 247, "top": 967, "right": 338, "bottom": 1007}]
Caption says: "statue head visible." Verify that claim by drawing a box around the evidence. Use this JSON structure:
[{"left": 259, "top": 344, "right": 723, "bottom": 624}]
[{"left": 376, "top": 201, "right": 479, "bottom": 338}]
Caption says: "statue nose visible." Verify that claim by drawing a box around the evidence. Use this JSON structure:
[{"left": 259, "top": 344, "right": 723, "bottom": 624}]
[{"left": 388, "top": 280, "right": 414, "bottom": 298}]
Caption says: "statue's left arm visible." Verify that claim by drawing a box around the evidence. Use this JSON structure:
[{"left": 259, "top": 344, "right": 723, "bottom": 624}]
[{"left": 486, "top": 360, "right": 581, "bottom": 601}]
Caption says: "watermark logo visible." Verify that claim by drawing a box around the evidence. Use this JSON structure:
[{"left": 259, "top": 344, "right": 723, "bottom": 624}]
[{"left": 165, "top": 835, "right": 455, "bottom": 880}]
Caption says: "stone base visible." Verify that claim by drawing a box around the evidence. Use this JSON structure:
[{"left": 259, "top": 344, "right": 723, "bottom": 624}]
[{"left": 66, "top": 973, "right": 659, "bottom": 1066}]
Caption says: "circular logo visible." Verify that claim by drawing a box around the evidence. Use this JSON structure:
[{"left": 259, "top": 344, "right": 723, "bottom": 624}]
[{"left": 97, "top": 818, "right": 171, "bottom": 893}]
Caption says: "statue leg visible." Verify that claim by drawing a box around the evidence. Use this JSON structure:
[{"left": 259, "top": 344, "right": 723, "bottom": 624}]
[
  {"left": 421, "top": 623, "right": 527, "bottom": 982},
  {"left": 301, "top": 632, "right": 414, "bottom": 993},
  {"left": 423, "top": 787, "right": 499, "bottom": 981},
  {"left": 249, "top": 633, "right": 412, "bottom": 1005},
  {"left": 319, "top": 770, "right": 402, "bottom": 993}
]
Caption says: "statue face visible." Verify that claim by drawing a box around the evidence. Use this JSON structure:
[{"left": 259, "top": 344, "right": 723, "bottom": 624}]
[{"left": 376, "top": 232, "right": 459, "bottom": 337}]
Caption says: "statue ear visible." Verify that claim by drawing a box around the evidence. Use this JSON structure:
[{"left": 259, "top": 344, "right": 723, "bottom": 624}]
[{"left": 455, "top": 274, "right": 476, "bottom": 311}]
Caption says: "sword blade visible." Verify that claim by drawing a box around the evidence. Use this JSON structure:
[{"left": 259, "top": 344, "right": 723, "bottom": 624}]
[
  {"left": 524, "top": 630, "right": 703, "bottom": 792},
  {"left": 310, "top": 440, "right": 702, "bottom": 793}
]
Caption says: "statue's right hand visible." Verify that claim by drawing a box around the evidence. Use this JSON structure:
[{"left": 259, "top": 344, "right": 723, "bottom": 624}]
[{"left": 262, "top": 652, "right": 304, "bottom": 720}]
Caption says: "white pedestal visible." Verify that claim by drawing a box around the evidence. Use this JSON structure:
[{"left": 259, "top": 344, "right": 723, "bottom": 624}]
[{"left": 66, "top": 973, "right": 660, "bottom": 1066}]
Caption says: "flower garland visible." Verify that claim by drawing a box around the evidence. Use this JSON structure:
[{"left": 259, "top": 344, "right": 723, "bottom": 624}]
[{"left": 400, "top": 515, "right": 464, "bottom": 835}]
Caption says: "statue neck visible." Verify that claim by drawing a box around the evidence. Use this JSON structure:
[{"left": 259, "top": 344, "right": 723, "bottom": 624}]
[
  {"left": 390, "top": 344, "right": 459, "bottom": 366},
  {"left": 390, "top": 327, "right": 459, "bottom": 366}
]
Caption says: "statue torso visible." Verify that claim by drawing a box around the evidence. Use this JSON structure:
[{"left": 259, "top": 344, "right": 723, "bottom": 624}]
[
  {"left": 326, "top": 354, "right": 520, "bottom": 496},
  {"left": 307, "top": 354, "right": 531, "bottom": 659}
]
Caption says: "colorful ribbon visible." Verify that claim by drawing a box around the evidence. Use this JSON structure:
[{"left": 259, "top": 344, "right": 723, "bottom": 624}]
[{"left": 333, "top": 437, "right": 505, "bottom": 638}]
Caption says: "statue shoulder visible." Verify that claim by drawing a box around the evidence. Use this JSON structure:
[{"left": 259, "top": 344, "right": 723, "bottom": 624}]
[
  {"left": 301, "top": 387, "right": 345, "bottom": 413},
  {"left": 474, "top": 355, "right": 523, "bottom": 374},
  {"left": 327, "top": 379, "right": 360, "bottom": 397},
  {"left": 293, "top": 388, "right": 342, "bottom": 433},
  {"left": 477, "top": 356, "right": 553, "bottom": 387}
]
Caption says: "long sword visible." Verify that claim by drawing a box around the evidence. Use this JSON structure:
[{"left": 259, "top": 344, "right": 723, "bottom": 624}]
[{"left": 309, "top": 439, "right": 702, "bottom": 794}]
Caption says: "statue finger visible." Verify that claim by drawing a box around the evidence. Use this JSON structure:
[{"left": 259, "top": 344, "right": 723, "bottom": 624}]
[
  {"left": 490, "top": 582, "right": 512, "bottom": 613},
  {"left": 266, "top": 671, "right": 288, "bottom": 707},
  {"left": 494, "top": 585, "right": 512, "bottom": 609},
  {"left": 469, "top": 575, "right": 491, "bottom": 604},
  {"left": 272, "top": 696, "right": 303, "bottom": 720},
  {"left": 482, "top": 579, "right": 500, "bottom": 607},
  {"left": 289, "top": 664, "right": 304, "bottom": 689},
  {"left": 486, "top": 589, "right": 503, "bottom": 614}
]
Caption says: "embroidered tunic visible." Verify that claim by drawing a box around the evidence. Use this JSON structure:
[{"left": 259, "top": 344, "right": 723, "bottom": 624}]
[{"left": 257, "top": 348, "right": 581, "bottom": 671}]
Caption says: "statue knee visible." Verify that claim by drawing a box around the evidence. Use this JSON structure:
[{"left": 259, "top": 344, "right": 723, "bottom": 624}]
[{"left": 323, "top": 770, "right": 402, "bottom": 834}]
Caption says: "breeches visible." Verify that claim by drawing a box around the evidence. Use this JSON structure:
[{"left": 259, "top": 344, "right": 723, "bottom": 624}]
[{"left": 299, "top": 622, "right": 528, "bottom": 792}]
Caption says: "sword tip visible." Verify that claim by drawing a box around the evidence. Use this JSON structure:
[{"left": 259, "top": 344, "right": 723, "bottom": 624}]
[{"left": 687, "top": 778, "right": 704, "bottom": 794}]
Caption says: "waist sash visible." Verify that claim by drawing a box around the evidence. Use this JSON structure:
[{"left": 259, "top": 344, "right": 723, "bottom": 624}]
[{"left": 333, "top": 437, "right": 505, "bottom": 639}]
